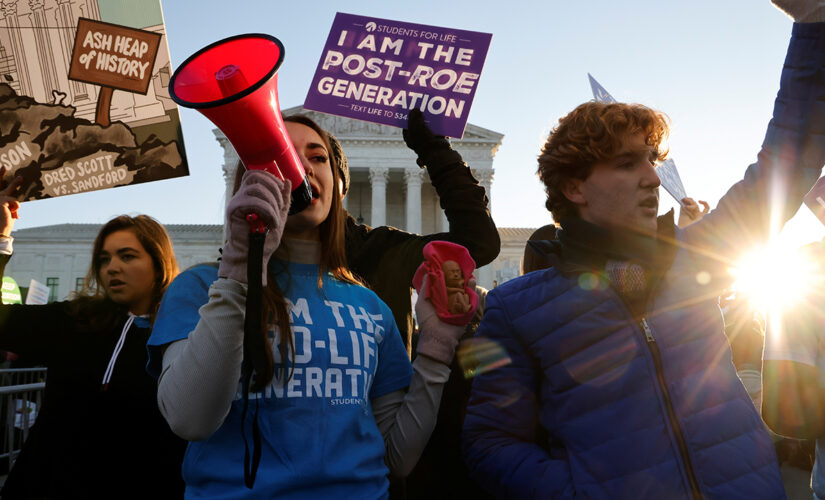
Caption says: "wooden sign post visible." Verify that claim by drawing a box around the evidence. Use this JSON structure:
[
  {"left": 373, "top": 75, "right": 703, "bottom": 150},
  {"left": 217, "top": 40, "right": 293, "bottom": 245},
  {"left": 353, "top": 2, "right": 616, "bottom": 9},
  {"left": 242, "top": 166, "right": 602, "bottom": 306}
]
[{"left": 68, "top": 18, "right": 161, "bottom": 127}]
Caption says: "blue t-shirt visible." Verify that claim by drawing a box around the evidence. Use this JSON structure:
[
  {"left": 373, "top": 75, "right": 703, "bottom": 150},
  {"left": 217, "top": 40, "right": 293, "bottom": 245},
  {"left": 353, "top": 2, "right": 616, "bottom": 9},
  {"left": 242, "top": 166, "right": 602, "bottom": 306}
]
[{"left": 148, "top": 262, "right": 413, "bottom": 500}]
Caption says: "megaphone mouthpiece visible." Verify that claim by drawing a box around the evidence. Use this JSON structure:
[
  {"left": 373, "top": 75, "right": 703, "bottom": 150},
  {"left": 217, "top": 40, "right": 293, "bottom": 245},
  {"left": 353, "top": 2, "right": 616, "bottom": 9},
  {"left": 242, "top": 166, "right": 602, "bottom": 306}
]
[{"left": 215, "top": 64, "right": 249, "bottom": 98}]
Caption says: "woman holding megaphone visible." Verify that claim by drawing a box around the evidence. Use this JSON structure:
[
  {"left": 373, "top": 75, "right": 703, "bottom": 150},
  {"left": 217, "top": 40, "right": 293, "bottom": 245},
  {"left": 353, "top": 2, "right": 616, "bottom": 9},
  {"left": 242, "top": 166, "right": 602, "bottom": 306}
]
[{"left": 149, "top": 115, "right": 472, "bottom": 498}]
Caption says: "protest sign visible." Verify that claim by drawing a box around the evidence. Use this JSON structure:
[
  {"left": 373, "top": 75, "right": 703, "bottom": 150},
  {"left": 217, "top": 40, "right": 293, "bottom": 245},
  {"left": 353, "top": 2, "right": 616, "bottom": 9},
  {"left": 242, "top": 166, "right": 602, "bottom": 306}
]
[
  {"left": 304, "top": 12, "right": 492, "bottom": 138},
  {"left": 68, "top": 18, "right": 161, "bottom": 125},
  {"left": 1, "top": 277, "right": 21, "bottom": 304},
  {"left": 588, "top": 73, "right": 617, "bottom": 104},
  {"left": 804, "top": 175, "right": 825, "bottom": 227},
  {"left": 656, "top": 159, "right": 688, "bottom": 204},
  {"left": 13, "top": 399, "right": 37, "bottom": 429},
  {"left": 588, "top": 74, "right": 686, "bottom": 206},
  {"left": 0, "top": 0, "right": 188, "bottom": 202},
  {"left": 25, "top": 279, "right": 49, "bottom": 305}
]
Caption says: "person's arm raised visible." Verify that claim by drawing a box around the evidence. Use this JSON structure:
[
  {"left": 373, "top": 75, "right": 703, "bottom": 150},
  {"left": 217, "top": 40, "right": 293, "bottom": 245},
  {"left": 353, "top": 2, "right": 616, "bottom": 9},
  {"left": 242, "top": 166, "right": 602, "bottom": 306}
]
[
  {"left": 683, "top": 14, "right": 825, "bottom": 271},
  {"left": 402, "top": 109, "right": 500, "bottom": 269}
]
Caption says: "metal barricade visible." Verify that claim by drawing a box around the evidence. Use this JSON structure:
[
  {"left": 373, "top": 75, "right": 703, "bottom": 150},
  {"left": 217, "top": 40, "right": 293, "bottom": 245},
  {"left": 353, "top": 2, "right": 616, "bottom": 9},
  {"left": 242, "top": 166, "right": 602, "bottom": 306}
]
[
  {"left": 0, "top": 369, "right": 47, "bottom": 475},
  {"left": 0, "top": 368, "right": 47, "bottom": 387}
]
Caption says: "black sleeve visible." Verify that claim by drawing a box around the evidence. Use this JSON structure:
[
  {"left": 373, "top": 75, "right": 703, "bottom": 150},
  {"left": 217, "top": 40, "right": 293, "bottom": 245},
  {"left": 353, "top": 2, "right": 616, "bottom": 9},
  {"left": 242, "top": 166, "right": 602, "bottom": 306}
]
[
  {"left": 367, "top": 150, "right": 501, "bottom": 302},
  {"left": 344, "top": 151, "right": 500, "bottom": 355},
  {"left": 425, "top": 149, "right": 500, "bottom": 268},
  {"left": 0, "top": 252, "right": 73, "bottom": 363}
]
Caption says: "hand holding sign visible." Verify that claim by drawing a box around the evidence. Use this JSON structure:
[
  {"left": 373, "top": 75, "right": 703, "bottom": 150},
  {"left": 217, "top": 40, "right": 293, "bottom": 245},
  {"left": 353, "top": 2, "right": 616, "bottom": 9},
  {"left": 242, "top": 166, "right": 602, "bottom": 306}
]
[
  {"left": 0, "top": 166, "right": 23, "bottom": 233},
  {"left": 677, "top": 197, "right": 710, "bottom": 228},
  {"left": 656, "top": 159, "right": 688, "bottom": 207},
  {"left": 403, "top": 108, "right": 452, "bottom": 168}
]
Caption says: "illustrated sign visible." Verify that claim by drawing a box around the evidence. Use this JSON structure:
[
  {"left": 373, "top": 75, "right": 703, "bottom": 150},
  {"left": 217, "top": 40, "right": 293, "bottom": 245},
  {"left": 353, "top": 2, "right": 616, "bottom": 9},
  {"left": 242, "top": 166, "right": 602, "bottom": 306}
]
[
  {"left": 804, "top": 175, "right": 825, "bottom": 227},
  {"left": 1, "top": 277, "right": 20, "bottom": 304},
  {"left": 0, "top": 0, "right": 188, "bottom": 202},
  {"left": 68, "top": 18, "right": 161, "bottom": 94},
  {"left": 588, "top": 73, "right": 686, "bottom": 206},
  {"left": 304, "top": 12, "right": 492, "bottom": 138}
]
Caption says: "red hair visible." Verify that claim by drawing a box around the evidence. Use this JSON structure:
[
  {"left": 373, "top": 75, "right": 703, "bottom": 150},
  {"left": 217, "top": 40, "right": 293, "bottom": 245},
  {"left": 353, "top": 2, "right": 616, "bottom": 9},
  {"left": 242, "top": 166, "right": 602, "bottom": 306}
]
[{"left": 537, "top": 102, "right": 670, "bottom": 222}]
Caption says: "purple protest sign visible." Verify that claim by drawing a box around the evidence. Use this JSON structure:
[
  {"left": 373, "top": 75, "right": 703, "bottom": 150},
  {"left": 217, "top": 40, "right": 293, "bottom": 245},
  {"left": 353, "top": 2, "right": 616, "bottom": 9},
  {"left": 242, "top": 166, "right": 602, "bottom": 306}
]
[
  {"left": 303, "top": 12, "right": 492, "bottom": 138},
  {"left": 588, "top": 74, "right": 617, "bottom": 104},
  {"left": 804, "top": 175, "right": 825, "bottom": 227}
]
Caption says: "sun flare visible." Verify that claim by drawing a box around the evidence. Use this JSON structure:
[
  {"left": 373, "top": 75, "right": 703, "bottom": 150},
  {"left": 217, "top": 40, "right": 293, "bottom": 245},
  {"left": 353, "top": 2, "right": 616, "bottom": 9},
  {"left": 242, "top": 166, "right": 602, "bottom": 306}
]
[{"left": 729, "top": 243, "right": 818, "bottom": 312}]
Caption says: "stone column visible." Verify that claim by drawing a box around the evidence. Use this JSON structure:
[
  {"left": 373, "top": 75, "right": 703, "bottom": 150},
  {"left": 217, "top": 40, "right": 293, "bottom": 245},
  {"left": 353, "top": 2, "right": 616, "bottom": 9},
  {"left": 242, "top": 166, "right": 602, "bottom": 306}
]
[
  {"left": 470, "top": 169, "right": 495, "bottom": 290},
  {"left": 215, "top": 130, "right": 239, "bottom": 242},
  {"left": 2, "top": 0, "right": 33, "bottom": 96},
  {"left": 29, "top": 0, "right": 60, "bottom": 101},
  {"left": 56, "top": 0, "right": 90, "bottom": 102},
  {"left": 82, "top": 0, "right": 100, "bottom": 18},
  {"left": 404, "top": 169, "right": 423, "bottom": 234},
  {"left": 441, "top": 206, "right": 449, "bottom": 232},
  {"left": 473, "top": 168, "right": 494, "bottom": 214},
  {"left": 369, "top": 167, "right": 388, "bottom": 227}
]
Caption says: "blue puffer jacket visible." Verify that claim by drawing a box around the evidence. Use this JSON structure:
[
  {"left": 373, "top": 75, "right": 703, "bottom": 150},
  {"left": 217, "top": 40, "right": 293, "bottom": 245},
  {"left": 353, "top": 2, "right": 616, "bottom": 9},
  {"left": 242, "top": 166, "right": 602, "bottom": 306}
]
[{"left": 463, "top": 23, "right": 825, "bottom": 499}]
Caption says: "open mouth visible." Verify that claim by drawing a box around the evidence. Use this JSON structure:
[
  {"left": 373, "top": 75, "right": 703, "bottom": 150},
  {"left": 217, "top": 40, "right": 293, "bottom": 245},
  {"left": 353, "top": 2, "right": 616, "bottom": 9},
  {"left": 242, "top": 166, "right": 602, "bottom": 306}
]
[
  {"left": 639, "top": 197, "right": 658, "bottom": 211},
  {"left": 310, "top": 184, "right": 320, "bottom": 201},
  {"left": 108, "top": 279, "right": 125, "bottom": 289},
  {"left": 639, "top": 196, "right": 659, "bottom": 216}
]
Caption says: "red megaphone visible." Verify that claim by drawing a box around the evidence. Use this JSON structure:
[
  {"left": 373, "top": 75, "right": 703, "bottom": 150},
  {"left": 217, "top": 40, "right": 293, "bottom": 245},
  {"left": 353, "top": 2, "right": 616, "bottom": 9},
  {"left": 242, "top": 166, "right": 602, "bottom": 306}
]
[{"left": 169, "top": 34, "right": 312, "bottom": 231}]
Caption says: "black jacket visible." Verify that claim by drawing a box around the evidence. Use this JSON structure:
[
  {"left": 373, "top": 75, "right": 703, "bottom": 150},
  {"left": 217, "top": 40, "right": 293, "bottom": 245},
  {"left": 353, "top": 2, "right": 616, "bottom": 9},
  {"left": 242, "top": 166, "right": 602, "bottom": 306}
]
[
  {"left": 0, "top": 254, "right": 186, "bottom": 499},
  {"left": 344, "top": 147, "right": 499, "bottom": 499},
  {"left": 345, "top": 146, "right": 500, "bottom": 355}
]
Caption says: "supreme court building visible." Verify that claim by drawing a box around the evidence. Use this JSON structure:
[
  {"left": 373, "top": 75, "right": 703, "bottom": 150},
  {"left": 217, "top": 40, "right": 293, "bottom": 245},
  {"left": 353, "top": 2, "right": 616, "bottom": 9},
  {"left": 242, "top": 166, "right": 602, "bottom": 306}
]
[{"left": 5, "top": 108, "right": 537, "bottom": 301}]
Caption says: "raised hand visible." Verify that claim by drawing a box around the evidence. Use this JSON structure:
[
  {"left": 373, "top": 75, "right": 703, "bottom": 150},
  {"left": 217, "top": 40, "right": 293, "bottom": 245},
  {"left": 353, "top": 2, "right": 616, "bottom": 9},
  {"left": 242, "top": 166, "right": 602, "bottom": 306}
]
[
  {"left": 219, "top": 170, "right": 291, "bottom": 285},
  {"left": 402, "top": 108, "right": 451, "bottom": 168},
  {"left": 0, "top": 166, "right": 23, "bottom": 236},
  {"left": 678, "top": 197, "right": 710, "bottom": 228}
]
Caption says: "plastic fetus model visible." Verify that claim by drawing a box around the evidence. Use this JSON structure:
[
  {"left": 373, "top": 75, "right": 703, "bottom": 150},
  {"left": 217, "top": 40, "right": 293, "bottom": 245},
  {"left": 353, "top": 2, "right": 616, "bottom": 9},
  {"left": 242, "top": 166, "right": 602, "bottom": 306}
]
[
  {"left": 412, "top": 240, "right": 478, "bottom": 325},
  {"left": 442, "top": 260, "right": 471, "bottom": 315}
]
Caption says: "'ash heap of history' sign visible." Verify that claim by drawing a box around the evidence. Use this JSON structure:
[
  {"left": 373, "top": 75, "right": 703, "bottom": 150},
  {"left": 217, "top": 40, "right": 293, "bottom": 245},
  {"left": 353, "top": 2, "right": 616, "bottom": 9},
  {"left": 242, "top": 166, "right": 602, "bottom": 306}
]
[
  {"left": 0, "top": 0, "right": 188, "bottom": 203},
  {"left": 68, "top": 18, "right": 161, "bottom": 94},
  {"left": 304, "top": 13, "right": 492, "bottom": 138}
]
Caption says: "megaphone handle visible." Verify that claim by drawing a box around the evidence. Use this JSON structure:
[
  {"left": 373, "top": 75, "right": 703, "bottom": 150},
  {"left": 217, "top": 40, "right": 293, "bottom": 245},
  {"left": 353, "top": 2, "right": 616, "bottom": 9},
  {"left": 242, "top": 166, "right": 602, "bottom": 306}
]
[{"left": 246, "top": 213, "right": 267, "bottom": 234}]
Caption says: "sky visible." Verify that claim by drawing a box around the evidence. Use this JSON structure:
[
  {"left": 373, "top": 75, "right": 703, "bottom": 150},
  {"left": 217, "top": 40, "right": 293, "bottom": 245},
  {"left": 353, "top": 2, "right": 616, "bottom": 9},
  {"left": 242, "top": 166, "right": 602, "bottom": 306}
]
[{"left": 12, "top": 1, "right": 824, "bottom": 249}]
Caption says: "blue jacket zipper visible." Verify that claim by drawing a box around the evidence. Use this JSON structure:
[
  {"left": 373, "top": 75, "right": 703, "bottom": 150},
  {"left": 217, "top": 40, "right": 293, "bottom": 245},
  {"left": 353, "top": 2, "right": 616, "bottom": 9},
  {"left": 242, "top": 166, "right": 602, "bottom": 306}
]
[{"left": 640, "top": 318, "right": 702, "bottom": 499}]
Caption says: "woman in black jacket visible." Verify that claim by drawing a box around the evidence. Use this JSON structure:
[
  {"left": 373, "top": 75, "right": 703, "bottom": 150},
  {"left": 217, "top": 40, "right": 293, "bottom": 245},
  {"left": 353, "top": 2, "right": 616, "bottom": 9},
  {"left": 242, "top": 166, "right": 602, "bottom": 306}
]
[
  {"left": 329, "top": 110, "right": 499, "bottom": 499},
  {"left": 0, "top": 176, "right": 185, "bottom": 499}
]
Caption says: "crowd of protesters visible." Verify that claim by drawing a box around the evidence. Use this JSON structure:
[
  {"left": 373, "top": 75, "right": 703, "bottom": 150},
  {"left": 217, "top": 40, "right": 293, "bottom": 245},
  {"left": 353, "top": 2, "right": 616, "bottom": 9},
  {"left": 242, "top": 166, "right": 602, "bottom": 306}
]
[{"left": 0, "top": 1, "right": 825, "bottom": 499}]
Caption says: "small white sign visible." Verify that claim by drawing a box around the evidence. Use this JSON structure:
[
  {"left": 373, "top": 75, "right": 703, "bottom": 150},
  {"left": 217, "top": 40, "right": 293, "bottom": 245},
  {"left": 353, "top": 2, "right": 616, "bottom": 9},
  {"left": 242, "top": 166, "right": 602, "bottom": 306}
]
[
  {"left": 13, "top": 399, "right": 37, "bottom": 429},
  {"left": 656, "top": 159, "right": 688, "bottom": 205},
  {"left": 25, "top": 279, "right": 50, "bottom": 305}
]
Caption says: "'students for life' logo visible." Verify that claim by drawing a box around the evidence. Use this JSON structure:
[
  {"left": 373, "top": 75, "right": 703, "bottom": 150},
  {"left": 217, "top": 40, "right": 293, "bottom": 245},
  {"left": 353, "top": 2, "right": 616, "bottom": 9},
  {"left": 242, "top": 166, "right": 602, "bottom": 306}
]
[{"left": 365, "top": 22, "right": 377, "bottom": 32}]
